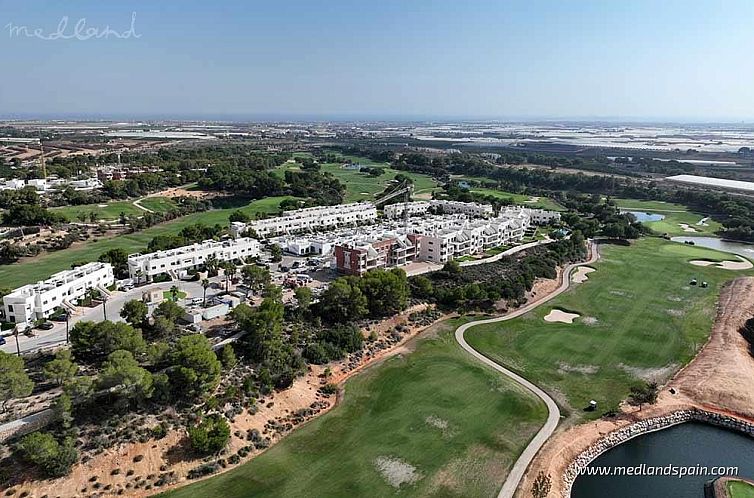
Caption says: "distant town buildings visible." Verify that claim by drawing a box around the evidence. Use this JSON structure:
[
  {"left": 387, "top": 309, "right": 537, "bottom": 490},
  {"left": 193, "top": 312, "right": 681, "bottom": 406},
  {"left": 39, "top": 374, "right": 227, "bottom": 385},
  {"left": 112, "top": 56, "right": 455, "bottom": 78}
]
[
  {"left": 96, "top": 164, "right": 163, "bottom": 181},
  {"left": 127, "top": 237, "right": 260, "bottom": 280},
  {"left": 0, "top": 177, "right": 103, "bottom": 192},
  {"left": 2, "top": 262, "right": 114, "bottom": 325}
]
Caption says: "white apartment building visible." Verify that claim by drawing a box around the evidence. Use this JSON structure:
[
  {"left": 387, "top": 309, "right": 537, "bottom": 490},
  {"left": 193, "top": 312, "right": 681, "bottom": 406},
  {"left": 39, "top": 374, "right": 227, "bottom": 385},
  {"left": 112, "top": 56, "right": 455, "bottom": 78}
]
[
  {"left": 230, "top": 202, "right": 378, "bottom": 238},
  {"left": 127, "top": 237, "right": 260, "bottom": 280},
  {"left": 2, "top": 262, "right": 114, "bottom": 325},
  {"left": 414, "top": 216, "right": 527, "bottom": 263},
  {"left": 500, "top": 206, "right": 561, "bottom": 225},
  {"left": 385, "top": 200, "right": 493, "bottom": 219},
  {"left": 383, "top": 201, "right": 431, "bottom": 218}
]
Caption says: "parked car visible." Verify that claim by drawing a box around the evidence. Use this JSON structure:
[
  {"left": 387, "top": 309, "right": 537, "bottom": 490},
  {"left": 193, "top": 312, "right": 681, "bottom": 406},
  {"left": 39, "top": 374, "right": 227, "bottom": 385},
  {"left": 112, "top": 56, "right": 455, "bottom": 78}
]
[
  {"left": 0, "top": 336, "right": 6, "bottom": 345},
  {"left": 37, "top": 322, "right": 54, "bottom": 330}
]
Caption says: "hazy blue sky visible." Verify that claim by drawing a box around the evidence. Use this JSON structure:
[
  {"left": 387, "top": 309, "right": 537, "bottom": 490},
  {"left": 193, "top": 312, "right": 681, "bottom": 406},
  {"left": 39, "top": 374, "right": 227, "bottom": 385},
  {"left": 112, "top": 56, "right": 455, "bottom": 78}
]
[{"left": 1, "top": 0, "right": 753, "bottom": 121}]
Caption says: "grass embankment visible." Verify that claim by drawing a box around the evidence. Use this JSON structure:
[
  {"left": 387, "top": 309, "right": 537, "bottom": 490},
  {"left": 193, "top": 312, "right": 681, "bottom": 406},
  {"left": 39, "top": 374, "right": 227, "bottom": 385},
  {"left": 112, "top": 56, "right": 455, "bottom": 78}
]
[
  {"left": 50, "top": 196, "right": 178, "bottom": 221},
  {"left": 728, "top": 480, "right": 754, "bottom": 498},
  {"left": 466, "top": 238, "right": 754, "bottom": 422},
  {"left": 614, "top": 198, "right": 722, "bottom": 236},
  {"left": 0, "top": 196, "right": 295, "bottom": 288},
  {"left": 279, "top": 154, "right": 439, "bottom": 203},
  {"left": 159, "top": 320, "right": 546, "bottom": 498}
]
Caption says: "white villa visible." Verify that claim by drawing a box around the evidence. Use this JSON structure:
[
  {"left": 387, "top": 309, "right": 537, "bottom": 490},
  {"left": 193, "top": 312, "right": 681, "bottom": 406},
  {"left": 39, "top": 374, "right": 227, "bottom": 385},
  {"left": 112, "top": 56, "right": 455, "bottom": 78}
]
[
  {"left": 127, "top": 237, "right": 260, "bottom": 280},
  {"left": 230, "top": 202, "right": 378, "bottom": 238},
  {"left": 2, "top": 262, "right": 114, "bottom": 325}
]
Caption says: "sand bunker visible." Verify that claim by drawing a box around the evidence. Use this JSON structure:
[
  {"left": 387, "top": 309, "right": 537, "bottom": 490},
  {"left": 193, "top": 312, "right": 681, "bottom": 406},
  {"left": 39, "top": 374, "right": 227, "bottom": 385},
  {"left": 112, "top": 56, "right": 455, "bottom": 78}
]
[
  {"left": 678, "top": 223, "right": 697, "bottom": 232},
  {"left": 689, "top": 257, "right": 753, "bottom": 270},
  {"left": 572, "top": 266, "right": 595, "bottom": 283},
  {"left": 524, "top": 196, "right": 541, "bottom": 203},
  {"left": 696, "top": 217, "right": 710, "bottom": 226},
  {"left": 544, "top": 309, "right": 580, "bottom": 323},
  {"left": 374, "top": 456, "right": 422, "bottom": 488}
]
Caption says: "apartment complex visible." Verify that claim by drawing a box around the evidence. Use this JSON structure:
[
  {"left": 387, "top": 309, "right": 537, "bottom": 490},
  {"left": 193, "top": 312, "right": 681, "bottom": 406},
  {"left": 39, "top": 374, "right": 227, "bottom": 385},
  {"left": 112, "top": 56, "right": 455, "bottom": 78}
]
[
  {"left": 384, "top": 200, "right": 493, "bottom": 219},
  {"left": 230, "top": 202, "right": 378, "bottom": 238},
  {"left": 127, "top": 237, "right": 260, "bottom": 280},
  {"left": 500, "top": 206, "right": 561, "bottom": 225},
  {"left": 2, "top": 262, "right": 114, "bottom": 324},
  {"left": 334, "top": 233, "right": 421, "bottom": 276}
]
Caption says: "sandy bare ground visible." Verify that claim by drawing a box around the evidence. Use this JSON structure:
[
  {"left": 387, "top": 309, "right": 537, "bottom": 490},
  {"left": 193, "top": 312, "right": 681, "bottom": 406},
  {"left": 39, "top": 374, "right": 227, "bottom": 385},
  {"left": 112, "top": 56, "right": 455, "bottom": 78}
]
[
  {"left": 690, "top": 257, "right": 753, "bottom": 270},
  {"left": 571, "top": 267, "right": 595, "bottom": 283},
  {"left": 148, "top": 186, "right": 219, "bottom": 200},
  {"left": 515, "top": 277, "right": 754, "bottom": 498},
  {"left": 13, "top": 305, "right": 441, "bottom": 498},
  {"left": 543, "top": 309, "right": 580, "bottom": 324}
]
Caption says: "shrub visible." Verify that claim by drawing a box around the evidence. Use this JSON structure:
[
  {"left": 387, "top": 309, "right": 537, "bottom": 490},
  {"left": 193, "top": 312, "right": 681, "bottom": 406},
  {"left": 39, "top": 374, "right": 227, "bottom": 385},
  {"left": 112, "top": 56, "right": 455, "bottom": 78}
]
[
  {"left": 188, "top": 414, "right": 230, "bottom": 455},
  {"left": 187, "top": 462, "right": 220, "bottom": 479},
  {"left": 16, "top": 432, "right": 78, "bottom": 478}
]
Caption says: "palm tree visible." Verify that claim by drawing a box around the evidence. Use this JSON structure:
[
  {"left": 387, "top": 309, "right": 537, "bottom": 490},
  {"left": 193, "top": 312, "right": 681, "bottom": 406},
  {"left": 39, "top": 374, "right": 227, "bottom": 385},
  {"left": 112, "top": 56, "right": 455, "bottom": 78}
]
[
  {"left": 226, "top": 264, "right": 237, "bottom": 292},
  {"left": 201, "top": 278, "right": 210, "bottom": 308},
  {"left": 205, "top": 254, "right": 219, "bottom": 277},
  {"left": 170, "top": 285, "right": 180, "bottom": 302}
]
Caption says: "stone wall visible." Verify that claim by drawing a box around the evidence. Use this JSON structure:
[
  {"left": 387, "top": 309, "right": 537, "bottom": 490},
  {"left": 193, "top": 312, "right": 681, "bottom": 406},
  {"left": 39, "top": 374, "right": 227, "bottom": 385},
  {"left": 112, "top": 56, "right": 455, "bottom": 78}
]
[
  {"left": 563, "top": 408, "right": 754, "bottom": 496},
  {"left": 0, "top": 408, "right": 54, "bottom": 443}
]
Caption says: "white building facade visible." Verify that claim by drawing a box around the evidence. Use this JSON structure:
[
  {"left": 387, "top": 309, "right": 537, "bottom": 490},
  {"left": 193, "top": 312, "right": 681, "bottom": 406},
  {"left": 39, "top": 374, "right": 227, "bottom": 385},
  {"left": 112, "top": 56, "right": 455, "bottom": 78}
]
[
  {"left": 127, "top": 238, "right": 260, "bottom": 280},
  {"left": 231, "top": 202, "right": 378, "bottom": 238},
  {"left": 385, "top": 200, "right": 493, "bottom": 219},
  {"left": 2, "top": 262, "right": 114, "bottom": 324}
]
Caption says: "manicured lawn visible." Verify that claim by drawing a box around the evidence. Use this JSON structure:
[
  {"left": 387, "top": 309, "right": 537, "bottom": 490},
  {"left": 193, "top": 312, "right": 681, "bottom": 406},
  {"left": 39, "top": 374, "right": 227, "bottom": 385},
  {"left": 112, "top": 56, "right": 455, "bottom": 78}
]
[
  {"left": 50, "top": 196, "right": 177, "bottom": 221},
  {"left": 279, "top": 154, "right": 439, "bottom": 203},
  {"left": 159, "top": 320, "right": 546, "bottom": 498},
  {"left": 728, "top": 480, "right": 754, "bottom": 498},
  {"left": 163, "top": 290, "right": 187, "bottom": 301},
  {"left": 138, "top": 196, "right": 179, "bottom": 213},
  {"left": 469, "top": 187, "right": 564, "bottom": 211},
  {"left": 0, "top": 196, "right": 295, "bottom": 288},
  {"left": 642, "top": 211, "right": 721, "bottom": 237},
  {"left": 51, "top": 200, "right": 144, "bottom": 221},
  {"left": 465, "top": 238, "right": 754, "bottom": 422},
  {"left": 615, "top": 198, "right": 722, "bottom": 236},
  {"left": 613, "top": 198, "right": 689, "bottom": 211}
]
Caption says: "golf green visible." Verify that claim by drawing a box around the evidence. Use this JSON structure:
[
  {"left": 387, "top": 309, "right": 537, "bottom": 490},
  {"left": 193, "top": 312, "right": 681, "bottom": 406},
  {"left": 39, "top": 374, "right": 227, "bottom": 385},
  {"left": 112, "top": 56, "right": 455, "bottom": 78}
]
[{"left": 465, "top": 238, "right": 753, "bottom": 421}]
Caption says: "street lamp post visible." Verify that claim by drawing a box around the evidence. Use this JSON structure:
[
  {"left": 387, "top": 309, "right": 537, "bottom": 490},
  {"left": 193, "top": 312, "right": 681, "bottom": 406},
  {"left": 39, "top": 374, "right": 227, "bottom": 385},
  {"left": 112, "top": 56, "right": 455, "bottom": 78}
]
[
  {"left": 102, "top": 294, "right": 109, "bottom": 321},
  {"left": 65, "top": 310, "right": 70, "bottom": 344}
]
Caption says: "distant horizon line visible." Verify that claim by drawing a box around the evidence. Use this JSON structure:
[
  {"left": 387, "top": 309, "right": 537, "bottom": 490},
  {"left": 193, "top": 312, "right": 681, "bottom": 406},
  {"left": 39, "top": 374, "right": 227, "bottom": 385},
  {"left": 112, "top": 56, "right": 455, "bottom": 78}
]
[{"left": 1, "top": 112, "right": 754, "bottom": 126}]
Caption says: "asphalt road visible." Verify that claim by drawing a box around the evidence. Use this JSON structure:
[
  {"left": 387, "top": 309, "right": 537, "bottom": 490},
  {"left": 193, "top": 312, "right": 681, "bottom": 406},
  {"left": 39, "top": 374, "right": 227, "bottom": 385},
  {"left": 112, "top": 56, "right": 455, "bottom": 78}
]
[
  {"left": 454, "top": 242, "right": 599, "bottom": 498},
  {"left": 1, "top": 279, "right": 218, "bottom": 355}
]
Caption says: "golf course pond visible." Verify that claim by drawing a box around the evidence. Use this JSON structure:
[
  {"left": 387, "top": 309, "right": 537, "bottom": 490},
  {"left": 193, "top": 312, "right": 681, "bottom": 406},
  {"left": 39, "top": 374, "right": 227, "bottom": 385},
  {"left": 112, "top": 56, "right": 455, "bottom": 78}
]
[
  {"left": 670, "top": 236, "right": 754, "bottom": 260},
  {"left": 622, "top": 210, "right": 666, "bottom": 222},
  {"left": 572, "top": 422, "right": 754, "bottom": 498}
]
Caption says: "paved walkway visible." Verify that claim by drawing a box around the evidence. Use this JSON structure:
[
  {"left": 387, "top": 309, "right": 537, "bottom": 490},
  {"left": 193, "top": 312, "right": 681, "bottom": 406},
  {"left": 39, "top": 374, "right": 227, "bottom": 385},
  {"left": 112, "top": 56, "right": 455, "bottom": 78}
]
[
  {"left": 132, "top": 197, "right": 154, "bottom": 213},
  {"left": 454, "top": 242, "right": 599, "bottom": 498}
]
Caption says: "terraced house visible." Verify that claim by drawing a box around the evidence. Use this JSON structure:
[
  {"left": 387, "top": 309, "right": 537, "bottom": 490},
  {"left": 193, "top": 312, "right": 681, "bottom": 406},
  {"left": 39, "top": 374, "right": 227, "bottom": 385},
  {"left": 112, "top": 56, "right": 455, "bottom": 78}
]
[
  {"left": 2, "top": 262, "right": 114, "bottom": 325},
  {"left": 127, "top": 237, "right": 260, "bottom": 280},
  {"left": 231, "top": 202, "right": 378, "bottom": 238}
]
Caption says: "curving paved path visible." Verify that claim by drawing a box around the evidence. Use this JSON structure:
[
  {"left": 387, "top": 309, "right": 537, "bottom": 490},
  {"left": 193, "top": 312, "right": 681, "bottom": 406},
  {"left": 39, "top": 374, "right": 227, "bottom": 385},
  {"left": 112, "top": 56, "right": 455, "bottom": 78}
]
[{"left": 454, "top": 242, "right": 599, "bottom": 498}]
